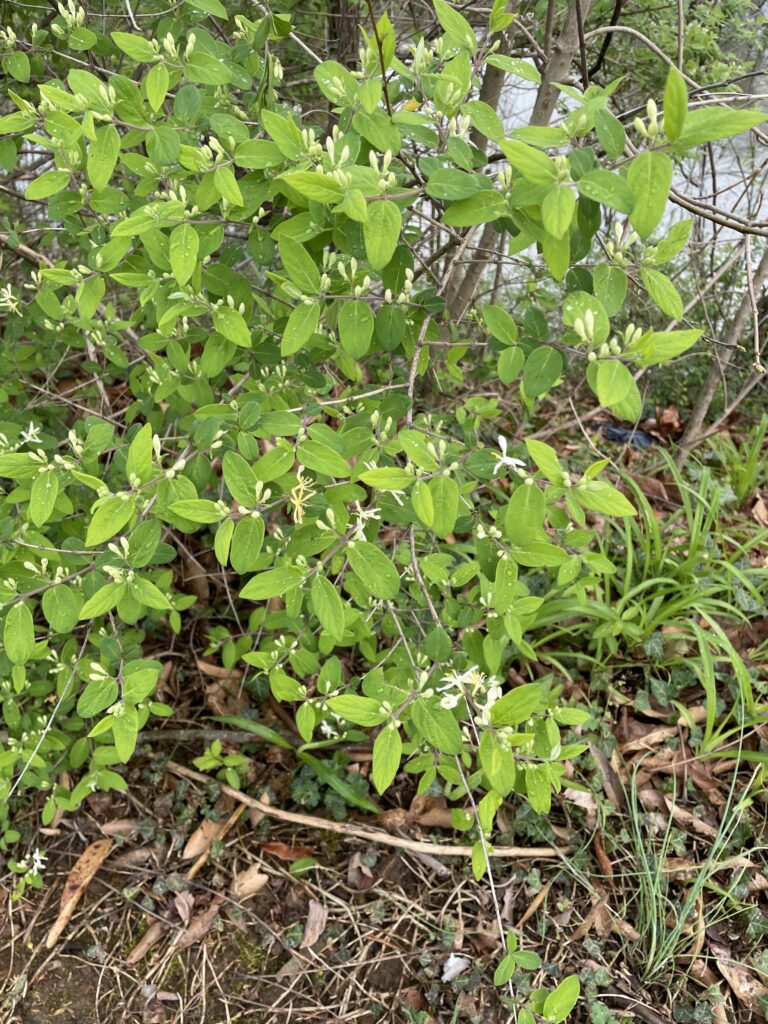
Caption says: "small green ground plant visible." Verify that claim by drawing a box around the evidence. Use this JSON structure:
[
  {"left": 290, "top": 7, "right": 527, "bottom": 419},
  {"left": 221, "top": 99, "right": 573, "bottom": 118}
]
[{"left": 0, "top": 0, "right": 766, "bottom": 1006}]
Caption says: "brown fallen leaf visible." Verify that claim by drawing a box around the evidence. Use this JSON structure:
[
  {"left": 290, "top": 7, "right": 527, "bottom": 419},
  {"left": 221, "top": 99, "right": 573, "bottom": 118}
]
[
  {"left": 182, "top": 816, "right": 226, "bottom": 861},
  {"left": 173, "top": 892, "right": 195, "bottom": 928},
  {"left": 563, "top": 787, "right": 598, "bottom": 829},
  {"left": 592, "top": 831, "right": 614, "bottom": 885},
  {"left": 126, "top": 920, "right": 169, "bottom": 965},
  {"left": 711, "top": 942, "right": 768, "bottom": 1012},
  {"left": 262, "top": 840, "right": 314, "bottom": 861},
  {"left": 100, "top": 818, "right": 141, "bottom": 838},
  {"left": 233, "top": 864, "right": 269, "bottom": 899},
  {"left": 299, "top": 899, "right": 328, "bottom": 949},
  {"left": 195, "top": 658, "right": 242, "bottom": 681},
  {"left": 174, "top": 896, "right": 225, "bottom": 951},
  {"left": 751, "top": 494, "right": 768, "bottom": 528},
  {"left": 347, "top": 851, "right": 377, "bottom": 891},
  {"left": 45, "top": 838, "right": 113, "bottom": 948}
]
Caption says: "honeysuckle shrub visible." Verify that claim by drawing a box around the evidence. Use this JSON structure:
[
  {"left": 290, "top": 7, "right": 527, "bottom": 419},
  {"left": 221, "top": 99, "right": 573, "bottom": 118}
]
[{"left": 0, "top": 0, "right": 764, "bottom": 948}]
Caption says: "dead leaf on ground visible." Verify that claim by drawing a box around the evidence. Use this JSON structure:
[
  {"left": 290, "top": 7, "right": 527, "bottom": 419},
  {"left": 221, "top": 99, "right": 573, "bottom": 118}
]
[
  {"left": 261, "top": 841, "right": 314, "bottom": 861},
  {"left": 100, "top": 818, "right": 141, "bottom": 838},
  {"left": 195, "top": 658, "right": 242, "bottom": 681},
  {"left": 347, "top": 851, "right": 377, "bottom": 891},
  {"left": 174, "top": 896, "right": 225, "bottom": 951},
  {"left": 233, "top": 864, "right": 269, "bottom": 899},
  {"left": 126, "top": 920, "right": 169, "bottom": 964},
  {"left": 299, "top": 899, "right": 328, "bottom": 949},
  {"left": 592, "top": 831, "right": 614, "bottom": 884},
  {"left": 711, "top": 942, "right": 768, "bottom": 1011},
  {"left": 563, "top": 787, "right": 597, "bottom": 829},
  {"left": 45, "top": 838, "right": 113, "bottom": 948},
  {"left": 173, "top": 892, "right": 195, "bottom": 928},
  {"left": 750, "top": 494, "right": 768, "bottom": 528},
  {"left": 182, "top": 797, "right": 234, "bottom": 860}
]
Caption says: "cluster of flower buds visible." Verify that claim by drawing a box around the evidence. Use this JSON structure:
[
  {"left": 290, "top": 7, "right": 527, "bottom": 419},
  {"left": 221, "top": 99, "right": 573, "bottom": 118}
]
[
  {"left": 326, "top": 136, "right": 351, "bottom": 169},
  {"left": 301, "top": 126, "right": 324, "bottom": 161},
  {"left": 369, "top": 149, "right": 396, "bottom": 190},
  {"left": 604, "top": 220, "right": 639, "bottom": 262},
  {"left": 383, "top": 266, "right": 415, "bottom": 305},
  {"left": 634, "top": 98, "right": 660, "bottom": 141},
  {"left": 587, "top": 321, "right": 642, "bottom": 362},
  {"left": 0, "top": 25, "right": 17, "bottom": 49},
  {"left": 53, "top": 1, "right": 86, "bottom": 30},
  {"left": 410, "top": 37, "right": 435, "bottom": 74},
  {"left": 475, "top": 521, "right": 503, "bottom": 541},
  {"left": 0, "top": 283, "right": 21, "bottom": 315},
  {"left": 554, "top": 154, "right": 572, "bottom": 183},
  {"left": 573, "top": 308, "right": 596, "bottom": 344},
  {"left": 447, "top": 113, "right": 472, "bottom": 139},
  {"left": 370, "top": 408, "right": 394, "bottom": 441}
]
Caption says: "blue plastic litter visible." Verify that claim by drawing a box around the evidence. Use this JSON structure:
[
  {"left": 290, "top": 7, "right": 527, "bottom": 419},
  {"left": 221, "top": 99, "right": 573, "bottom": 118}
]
[{"left": 601, "top": 424, "right": 654, "bottom": 448}]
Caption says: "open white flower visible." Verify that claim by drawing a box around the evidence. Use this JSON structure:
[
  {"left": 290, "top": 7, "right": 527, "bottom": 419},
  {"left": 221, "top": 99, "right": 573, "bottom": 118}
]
[{"left": 493, "top": 435, "right": 525, "bottom": 475}]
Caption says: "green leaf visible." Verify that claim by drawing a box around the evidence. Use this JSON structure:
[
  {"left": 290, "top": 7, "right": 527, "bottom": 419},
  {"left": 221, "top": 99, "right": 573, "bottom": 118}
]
[
  {"left": 429, "top": 475, "right": 459, "bottom": 538},
  {"left": 491, "top": 683, "right": 546, "bottom": 726},
  {"left": 411, "top": 698, "right": 463, "bottom": 754},
  {"left": 523, "top": 346, "right": 563, "bottom": 396},
  {"left": 230, "top": 516, "right": 265, "bottom": 574},
  {"left": 111, "top": 31, "right": 156, "bottom": 61},
  {"left": 576, "top": 169, "right": 634, "bottom": 213},
  {"left": 169, "top": 223, "right": 199, "bottom": 286},
  {"left": 79, "top": 582, "right": 125, "bottom": 618},
  {"left": 326, "top": 695, "right": 386, "bottom": 726},
  {"left": 145, "top": 63, "right": 169, "bottom": 111},
  {"left": 595, "top": 107, "right": 626, "bottom": 157},
  {"left": 282, "top": 302, "right": 320, "bottom": 356},
  {"left": 541, "top": 185, "right": 576, "bottom": 238},
  {"left": 26, "top": 170, "right": 71, "bottom": 200},
  {"left": 347, "top": 541, "right": 400, "bottom": 599},
  {"left": 372, "top": 726, "right": 402, "bottom": 793},
  {"left": 594, "top": 359, "right": 635, "bottom": 407},
  {"left": 663, "top": 66, "right": 687, "bottom": 142},
  {"left": 574, "top": 479, "right": 636, "bottom": 516},
  {"left": 338, "top": 300, "right": 374, "bottom": 359},
  {"left": 627, "top": 328, "right": 702, "bottom": 366},
  {"left": 462, "top": 100, "right": 504, "bottom": 143},
  {"left": 627, "top": 151, "right": 673, "bottom": 239},
  {"left": 433, "top": 0, "right": 477, "bottom": 52},
  {"left": 4, "top": 602, "right": 34, "bottom": 665},
  {"left": 126, "top": 422, "right": 153, "bottom": 484},
  {"left": 311, "top": 573, "right": 346, "bottom": 642},
  {"left": 168, "top": 499, "right": 226, "bottom": 523},
  {"left": 504, "top": 484, "right": 545, "bottom": 545},
  {"left": 480, "top": 729, "right": 516, "bottom": 795},
  {"left": 42, "top": 585, "right": 83, "bottom": 633},
  {"left": 184, "top": 0, "right": 228, "bottom": 16},
  {"left": 280, "top": 171, "right": 344, "bottom": 204},
  {"left": 29, "top": 470, "right": 59, "bottom": 527},
  {"left": 411, "top": 479, "right": 435, "bottom": 528},
  {"left": 675, "top": 107, "right": 766, "bottom": 148},
  {"left": 425, "top": 168, "right": 484, "bottom": 201},
  {"left": 240, "top": 566, "right": 304, "bottom": 600},
  {"left": 77, "top": 676, "right": 119, "bottom": 718},
  {"left": 641, "top": 267, "right": 683, "bottom": 319},
  {"left": 443, "top": 190, "right": 506, "bottom": 226},
  {"left": 214, "top": 305, "right": 251, "bottom": 348},
  {"left": 483, "top": 304, "right": 518, "bottom": 345},
  {"left": 360, "top": 467, "right": 413, "bottom": 490},
  {"left": 543, "top": 976, "right": 581, "bottom": 1023},
  {"left": 222, "top": 451, "right": 258, "bottom": 505},
  {"left": 87, "top": 125, "right": 121, "bottom": 192},
  {"left": 297, "top": 440, "right": 350, "bottom": 478},
  {"left": 86, "top": 496, "right": 135, "bottom": 546},
  {"left": 500, "top": 140, "right": 556, "bottom": 184},
  {"left": 525, "top": 763, "right": 551, "bottom": 814},
  {"left": 364, "top": 201, "right": 401, "bottom": 270},
  {"left": 279, "top": 237, "right": 320, "bottom": 294},
  {"left": 261, "top": 109, "right": 302, "bottom": 159},
  {"left": 213, "top": 165, "right": 243, "bottom": 206}
]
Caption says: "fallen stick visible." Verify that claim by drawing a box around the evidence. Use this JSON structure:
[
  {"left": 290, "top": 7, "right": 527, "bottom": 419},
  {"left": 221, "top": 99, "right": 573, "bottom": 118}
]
[{"left": 166, "top": 760, "right": 571, "bottom": 860}]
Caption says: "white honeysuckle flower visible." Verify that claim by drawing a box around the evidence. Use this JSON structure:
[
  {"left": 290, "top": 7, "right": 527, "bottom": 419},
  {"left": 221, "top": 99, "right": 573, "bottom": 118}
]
[
  {"left": 493, "top": 435, "right": 525, "bottom": 476},
  {"left": 20, "top": 421, "right": 43, "bottom": 445},
  {"left": 439, "top": 693, "right": 461, "bottom": 710}
]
